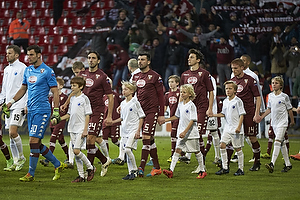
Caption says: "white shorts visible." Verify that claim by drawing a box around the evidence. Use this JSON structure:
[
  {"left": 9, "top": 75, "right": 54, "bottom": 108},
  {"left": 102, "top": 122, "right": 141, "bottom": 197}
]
[
  {"left": 273, "top": 126, "right": 287, "bottom": 142},
  {"left": 176, "top": 137, "right": 200, "bottom": 153},
  {"left": 206, "top": 116, "right": 218, "bottom": 130},
  {"left": 220, "top": 132, "right": 244, "bottom": 149},
  {"left": 70, "top": 132, "right": 87, "bottom": 150},
  {"left": 5, "top": 109, "right": 26, "bottom": 129},
  {"left": 120, "top": 136, "right": 138, "bottom": 150}
]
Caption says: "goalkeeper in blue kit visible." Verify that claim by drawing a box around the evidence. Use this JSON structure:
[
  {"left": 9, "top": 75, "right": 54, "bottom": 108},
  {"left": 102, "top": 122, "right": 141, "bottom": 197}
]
[{"left": 7, "top": 45, "right": 66, "bottom": 182}]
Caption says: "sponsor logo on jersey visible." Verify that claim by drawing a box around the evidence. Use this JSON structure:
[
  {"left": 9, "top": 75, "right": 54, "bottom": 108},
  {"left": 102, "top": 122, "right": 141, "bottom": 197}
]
[
  {"left": 86, "top": 78, "right": 94, "bottom": 87},
  {"left": 136, "top": 79, "right": 146, "bottom": 87},
  {"left": 40, "top": 68, "right": 45, "bottom": 73},
  {"left": 187, "top": 76, "right": 197, "bottom": 84},
  {"left": 104, "top": 98, "right": 109, "bottom": 107},
  {"left": 28, "top": 76, "right": 37, "bottom": 83},
  {"left": 237, "top": 84, "right": 243, "bottom": 92},
  {"left": 169, "top": 96, "right": 178, "bottom": 104}
]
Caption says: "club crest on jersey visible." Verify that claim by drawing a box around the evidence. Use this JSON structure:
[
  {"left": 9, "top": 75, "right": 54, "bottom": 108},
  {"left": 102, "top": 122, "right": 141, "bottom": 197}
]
[
  {"left": 187, "top": 77, "right": 197, "bottom": 84},
  {"left": 237, "top": 84, "right": 243, "bottom": 92},
  {"left": 169, "top": 96, "right": 178, "bottom": 104},
  {"left": 86, "top": 78, "right": 94, "bottom": 87},
  {"left": 186, "top": 109, "right": 189, "bottom": 113},
  {"left": 14, "top": 72, "right": 17, "bottom": 75},
  {"left": 136, "top": 79, "right": 146, "bottom": 87},
  {"left": 96, "top": 74, "right": 100, "bottom": 79},
  {"left": 198, "top": 72, "right": 202, "bottom": 77},
  {"left": 40, "top": 68, "right": 45, "bottom": 73},
  {"left": 28, "top": 76, "right": 37, "bottom": 83},
  {"left": 148, "top": 75, "right": 152, "bottom": 80},
  {"left": 244, "top": 79, "right": 248, "bottom": 84}
]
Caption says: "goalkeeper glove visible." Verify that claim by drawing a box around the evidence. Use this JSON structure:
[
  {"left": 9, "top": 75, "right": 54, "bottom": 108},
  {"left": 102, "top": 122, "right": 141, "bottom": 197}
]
[
  {"left": 51, "top": 108, "right": 61, "bottom": 124},
  {"left": 2, "top": 103, "right": 10, "bottom": 118}
]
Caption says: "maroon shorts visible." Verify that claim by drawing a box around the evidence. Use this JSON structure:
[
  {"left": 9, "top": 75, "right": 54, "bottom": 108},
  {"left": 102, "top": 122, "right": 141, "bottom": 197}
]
[
  {"left": 50, "top": 121, "right": 66, "bottom": 140},
  {"left": 197, "top": 111, "right": 208, "bottom": 135},
  {"left": 88, "top": 112, "right": 104, "bottom": 137},
  {"left": 102, "top": 125, "right": 120, "bottom": 140},
  {"left": 142, "top": 112, "right": 158, "bottom": 136},
  {"left": 171, "top": 119, "right": 179, "bottom": 138},
  {"left": 243, "top": 113, "right": 258, "bottom": 137}
]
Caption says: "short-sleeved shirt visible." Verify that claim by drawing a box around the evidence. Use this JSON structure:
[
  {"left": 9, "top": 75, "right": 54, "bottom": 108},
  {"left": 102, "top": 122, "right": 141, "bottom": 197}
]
[
  {"left": 120, "top": 98, "right": 145, "bottom": 137},
  {"left": 180, "top": 67, "right": 214, "bottom": 112},
  {"left": 221, "top": 96, "right": 246, "bottom": 134},
  {"left": 49, "top": 92, "right": 68, "bottom": 128},
  {"left": 102, "top": 91, "right": 123, "bottom": 128},
  {"left": 268, "top": 92, "right": 292, "bottom": 128},
  {"left": 132, "top": 69, "right": 164, "bottom": 115},
  {"left": 165, "top": 88, "right": 180, "bottom": 116},
  {"left": 68, "top": 93, "right": 92, "bottom": 134},
  {"left": 79, "top": 68, "right": 112, "bottom": 113},
  {"left": 175, "top": 100, "right": 199, "bottom": 139},
  {"left": 231, "top": 73, "right": 260, "bottom": 115},
  {"left": 22, "top": 62, "right": 57, "bottom": 113}
]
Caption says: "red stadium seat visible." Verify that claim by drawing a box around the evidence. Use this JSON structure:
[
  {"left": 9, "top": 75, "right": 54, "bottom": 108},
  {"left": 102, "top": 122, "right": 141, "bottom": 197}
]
[
  {"left": 63, "top": 0, "right": 73, "bottom": 10},
  {"left": 47, "top": 26, "right": 60, "bottom": 36},
  {"left": 93, "top": 9, "right": 105, "bottom": 18},
  {"left": 0, "top": 27, "right": 4, "bottom": 35},
  {"left": 33, "top": 27, "right": 46, "bottom": 36},
  {"left": 84, "top": 18, "right": 96, "bottom": 28},
  {"left": 46, "top": 54, "right": 59, "bottom": 66},
  {"left": 35, "top": 0, "right": 47, "bottom": 9},
  {"left": 41, "top": 44, "right": 54, "bottom": 54},
  {"left": 19, "top": 54, "right": 28, "bottom": 63},
  {"left": 0, "top": 9, "right": 10, "bottom": 18},
  {"left": 25, "top": 9, "right": 38, "bottom": 18},
  {"left": 51, "top": 35, "right": 64, "bottom": 45},
  {"left": 43, "top": 17, "right": 55, "bottom": 27},
  {"left": 30, "top": 17, "right": 42, "bottom": 27},
  {"left": 70, "top": 17, "right": 83, "bottom": 28},
  {"left": 65, "top": 35, "right": 78, "bottom": 45},
  {"left": 7, "top": 1, "right": 19, "bottom": 10},
  {"left": 2, "top": 18, "right": 13, "bottom": 27},
  {"left": 56, "top": 45, "right": 68, "bottom": 55},
  {"left": 74, "top": 1, "right": 87, "bottom": 10},
  {"left": 39, "top": 9, "right": 52, "bottom": 18},
  {"left": 29, "top": 35, "right": 36, "bottom": 45},
  {"left": 37, "top": 35, "right": 50, "bottom": 45},
  {"left": 21, "top": 1, "right": 34, "bottom": 9},
  {"left": 56, "top": 17, "right": 69, "bottom": 27},
  {"left": 61, "top": 27, "right": 73, "bottom": 36},
  {"left": 0, "top": 1, "right": 6, "bottom": 9},
  {"left": 1, "top": 35, "right": 8, "bottom": 44}
]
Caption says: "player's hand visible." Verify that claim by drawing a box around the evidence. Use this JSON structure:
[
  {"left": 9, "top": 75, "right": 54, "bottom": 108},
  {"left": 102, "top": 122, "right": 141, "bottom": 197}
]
[
  {"left": 2, "top": 103, "right": 10, "bottom": 118},
  {"left": 60, "top": 103, "right": 68, "bottom": 112},
  {"left": 253, "top": 114, "right": 261, "bottom": 123},
  {"left": 134, "top": 132, "right": 140, "bottom": 139},
  {"left": 206, "top": 109, "right": 213, "bottom": 117},
  {"left": 82, "top": 130, "right": 88, "bottom": 138},
  {"left": 290, "top": 121, "right": 295, "bottom": 128},
  {"left": 158, "top": 116, "right": 165, "bottom": 125},
  {"left": 235, "top": 129, "right": 240, "bottom": 134},
  {"left": 179, "top": 132, "right": 186, "bottom": 138},
  {"left": 105, "top": 116, "right": 113, "bottom": 126},
  {"left": 51, "top": 108, "right": 61, "bottom": 125}
]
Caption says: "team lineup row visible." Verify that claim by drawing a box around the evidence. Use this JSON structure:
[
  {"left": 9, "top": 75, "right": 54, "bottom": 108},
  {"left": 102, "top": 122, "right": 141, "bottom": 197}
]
[{"left": 1, "top": 44, "right": 298, "bottom": 182}]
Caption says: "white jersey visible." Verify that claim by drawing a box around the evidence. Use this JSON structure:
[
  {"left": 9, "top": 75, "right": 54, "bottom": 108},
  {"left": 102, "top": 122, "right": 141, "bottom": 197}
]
[
  {"left": 268, "top": 92, "right": 292, "bottom": 128},
  {"left": 208, "top": 76, "right": 217, "bottom": 114},
  {"left": 0, "top": 59, "right": 27, "bottom": 110},
  {"left": 129, "top": 68, "right": 141, "bottom": 83},
  {"left": 175, "top": 100, "right": 199, "bottom": 139},
  {"left": 120, "top": 97, "right": 145, "bottom": 137},
  {"left": 67, "top": 93, "right": 92, "bottom": 134},
  {"left": 221, "top": 96, "right": 246, "bottom": 134}
]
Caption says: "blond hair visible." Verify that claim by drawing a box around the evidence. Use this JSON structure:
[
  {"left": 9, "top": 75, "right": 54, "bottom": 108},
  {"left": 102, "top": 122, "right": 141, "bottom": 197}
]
[
  {"left": 272, "top": 76, "right": 284, "bottom": 90},
  {"left": 122, "top": 81, "right": 137, "bottom": 92},
  {"left": 224, "top": 80, "right": 238, "bottom": 91},
  {"left": 180, "top": 84, "right": 196, "bottom": 100}
]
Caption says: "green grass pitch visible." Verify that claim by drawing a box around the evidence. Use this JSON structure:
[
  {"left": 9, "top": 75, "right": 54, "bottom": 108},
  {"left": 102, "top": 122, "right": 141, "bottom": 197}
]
[{"left": 0, "top": 135, "right": 299, "bottom": 200}]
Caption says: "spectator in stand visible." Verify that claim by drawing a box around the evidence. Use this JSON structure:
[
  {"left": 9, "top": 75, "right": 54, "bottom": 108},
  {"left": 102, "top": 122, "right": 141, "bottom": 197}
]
[
  {"left": 284, "top": 37, "right": 300, "bottom": 96},
  {"left": 124, "top": 24, "right": 144, "bottom": 58},
  {"left": 164, "top": 35, "right": 184, "bottom": 90},
  {"left": 137, "top": 15, "right": 159, "bottom": 42},
  {"left": 107, "top": 44, "right": 130, "bottom": 92},
  {"left": 223, "top": 12, "right": 241, "bottom": 39},
  {"left": 106, "top": 8, "right": 132, "bottom": 30},
  {"left": 210, "top": 36, "right": 234, "bottom": 92},
  {"left": 151, "top": 36, "right": 168, "bottom": 78},
  {"left": 137, "top": 39, "right": 155, "bottom": 59},
  {"left": 9, "top": 11, "right": 30, "bottom": 54},
  {"left": 109, "top": 20, "right": 128, "bottom": 50}
]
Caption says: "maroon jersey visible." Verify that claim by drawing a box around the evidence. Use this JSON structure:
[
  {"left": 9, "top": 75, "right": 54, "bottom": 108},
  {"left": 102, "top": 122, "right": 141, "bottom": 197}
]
[
  {"left": 231, "top": 73, "right": 260, "bottom": 115},
  {"left": 79, "top": 68, "right": 113, "bottom": 113},
  {"left": 165, "top": 88, "right": 180, "bottom": 116},
  {"left": 49, "top": 92, "right": 68, "bottom": 128},
  {"left": 180, "top": 67, "right": 214, "bottom": 111},
  {"left": 132, "top": 69, "right": 165, "bottom": 116},
  {"left": 102, "top": 91, "right": 122, "bottom": 128}
]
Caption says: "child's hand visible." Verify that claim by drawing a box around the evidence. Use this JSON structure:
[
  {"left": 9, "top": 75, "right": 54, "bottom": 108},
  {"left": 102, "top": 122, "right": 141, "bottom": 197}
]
[
  {"left": 82, "top": 130, "right": 88, "bottom": 138},
  {"left": 60, "top": 104, "right": 67, "bottom": 112},
  {"left": 235, "top": 128, "right": 240, "bottom": 134},
  {"left": 134, "top": 132, "right": 140, "bottom": 139},
  {"left": 179, "top": 132, "right": 186, "bottom": 138},
  {"left": 290, "top": 121, "right": 295, "bottom": 128}
]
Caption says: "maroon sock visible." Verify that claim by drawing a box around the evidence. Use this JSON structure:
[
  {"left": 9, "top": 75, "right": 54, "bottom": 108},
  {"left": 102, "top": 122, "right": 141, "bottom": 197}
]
[
  {"left": 252, "top": 141, "right": 261, "bottom": 163},
  {"left": 139, "top": 139, "right": 150, "bottom": 170},
  {"left": 87, "top": 144, "right": 96, "bottom": 165},
  {"left": 0, "top": 139, "right": 11, "bottom": 160},
  {"left": 95, "top": 148, "right": 107, "bottom": 164},
  {"left": 171, "top": 137, "right": 176, "bottom": 157},
  {"left": 204, "top": 133, "right": 212, "bottom": 157},
  {"left": 49, "top": 136, "right": 56, "bottom": 153},
  {"left": 226, "top": 144, "right": 234, "bottom": 167},
  {"left": 150, "top": 140, "right": 160, "bottom": 169},
  {"left": 199, "top": 135, "right": 205, "bottom": 155},
  {"left": 267, "top": 138, "right": 273, "bottom": 155}
]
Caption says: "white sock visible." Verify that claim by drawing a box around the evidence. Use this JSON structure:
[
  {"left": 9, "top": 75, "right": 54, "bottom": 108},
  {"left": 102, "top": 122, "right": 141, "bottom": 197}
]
[
  {"left": 118, "top": 144, "right": 125, "bottom": 161},
  {"left": 13, "top": 135, "right": 24, "bottom": 159},
  {"left": 99, "top": 140, "right": 109, "bottom": 158},
  {"left": 211, "top": 131, "right": 220, "bottom": 159},
  {"left": 220, "top": 148, "right": 228, "bottom": 169},
  {"left": 271, "top": 141, "right": 281, "bottom": 165},
  {"left": 125, "top": 147, "right": 137, "bottom": 173},
  {"left": 170, "top": 152, "right": 180, "bottom": 172},
  {"left": 185, "top": 153, "right": 191, "bottom": 159},
  {"left": 281, "top": 142, "right": 291, "bottom": 167},
  {"left": 195, "top": 152, "right": 205, "bottom": 172},
  {"left": 245, "top": 137, "right": 252, "bottom": 148},
  {"left": 237, "top": 150, "right": 244, "bottom": 171},
  {"left": 75, "top": 155, "right": 84, "bottom": 178},
  {"left": 10, "top": 138, "right": 19, "bottom": 163},
  {"left": 69, "top": 141, "right": 75, "bottom": 164},
  {"left": 77, "top": 151, "right": 93, "bottom": 170}
]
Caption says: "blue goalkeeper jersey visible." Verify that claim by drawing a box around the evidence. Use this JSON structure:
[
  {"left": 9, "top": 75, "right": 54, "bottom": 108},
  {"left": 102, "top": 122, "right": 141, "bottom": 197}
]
[{"left": 22, "top": 62, "right": 57, "bottom": 113}]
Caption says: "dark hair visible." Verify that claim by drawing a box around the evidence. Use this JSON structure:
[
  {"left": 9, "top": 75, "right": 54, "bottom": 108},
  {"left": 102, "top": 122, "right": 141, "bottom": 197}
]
[
  {"left": 27, "top": 45, "right": 41, "bottom": 54},
  {"left": 72, "top": 61, "right": 85, "bottom": 70},
  {"left": 88, "top": 51, "right": 100, "bottom": 60},
  {"left": 188, "top": 49, "right": 204, "bottom": 61},
  {"left": 56, "top": 77, "right": 65, "bottom": 86},
  {"left": 138, "top": 52, "right": 151, "bottom": 61},
  {"left": 71, "top": 76, "right": 86, "bottom": 89},
  {"left": 7, "top": 45, "right": 21, "bottom": 56}
]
